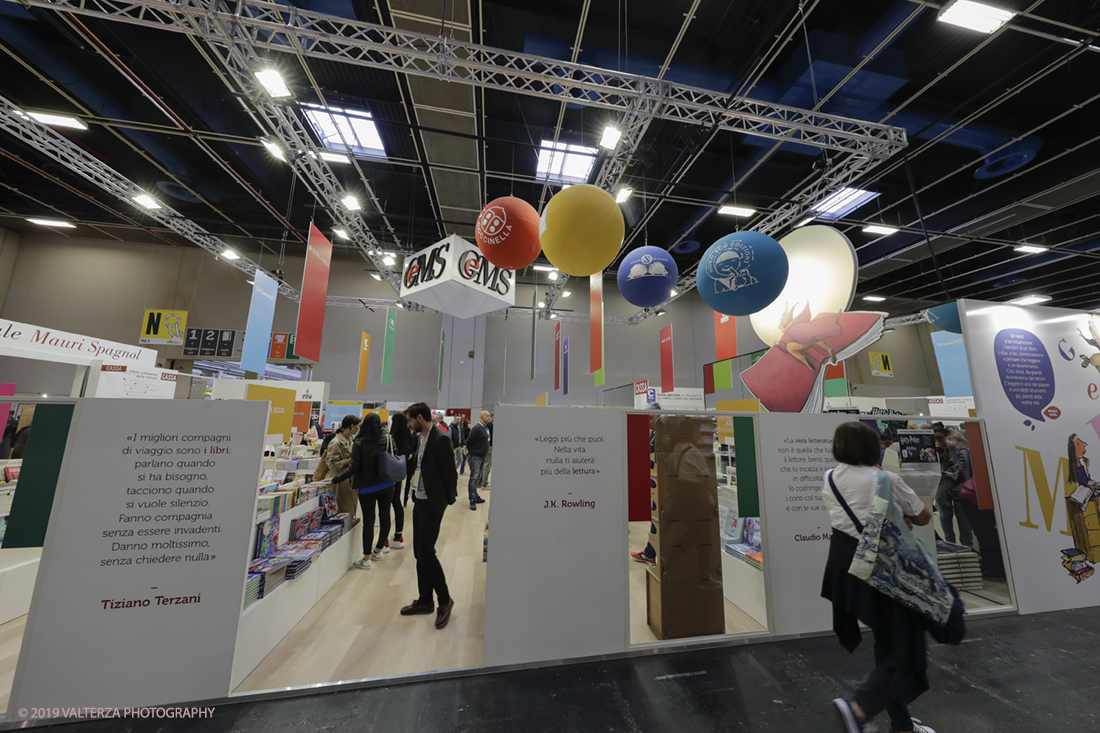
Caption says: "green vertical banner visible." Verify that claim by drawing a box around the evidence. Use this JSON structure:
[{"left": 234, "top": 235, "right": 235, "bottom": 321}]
[
  {"left": 530, "top": 287, "right": 537, "bottom": 381},
  {"left": 437, "top": 326, "right": 446, "bottom": 392},
  {"left": 380, "top": 307, "right": 396, "bottom": 386},
  {"left": 4, "top": 404, "right": 75, "bottom": 548},
  {"left": 732, "top": 416, "right": 760, "bottom": 518}
]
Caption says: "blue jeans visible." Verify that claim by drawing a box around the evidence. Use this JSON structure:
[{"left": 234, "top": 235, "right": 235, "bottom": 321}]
[
  {"left": 938, "top": 495, "right": 973, "bottom": 546},
  {"left": 467, "top": 454, "right": 485, "bottom": 501}
]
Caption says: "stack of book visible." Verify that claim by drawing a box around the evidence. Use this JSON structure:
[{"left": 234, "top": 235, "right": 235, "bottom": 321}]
[
  {"left": 301, "top": 528, "right": 335, "bottom": 551},
  {"left": 724, "top": 543, "right": 764, "bottom": 570},
  {"left": 936, "top": 541, "right": 984, "bottom": 590},
  {"left": 248, "top": 557, "right": 291, "bottom": 597},
  {"left": 1061, "top": 548, "right": 1094, "bottom": 583},
  {"left": 274, "top": 545, "right": 319, "bottom": 579},
  {"left": 243, "top": 573, "right": 262, "bottom": 610},
  {"left": 254, "top": 515, "right": 280, "bottom": 559}
]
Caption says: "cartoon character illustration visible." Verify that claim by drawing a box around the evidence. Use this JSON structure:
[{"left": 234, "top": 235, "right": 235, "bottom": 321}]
[
  {"left": 710, "top": 245, "right": 758, "bottom": 293},
  {"left": 776, "top": 302, "right": 840, "bottom": 371},
  {"left": 1076, "top": 315, "right": 1100, "bottom": 373},
  {"left": 165, "top": 312, "right": 183, "bottom": 340},
  {"left": 477, "top": 206, "right": 507, "bottom": 236},
  {"left": 627, "top": 254, "right": 672, "bottom": 281},
  {"left": 1069, "top": 433, "right": 1099, "bottom": 489}
]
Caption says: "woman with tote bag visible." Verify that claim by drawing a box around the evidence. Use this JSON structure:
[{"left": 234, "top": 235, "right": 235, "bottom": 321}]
[{"left": 821, "top": 422, "right": 939, "bottom": 733}]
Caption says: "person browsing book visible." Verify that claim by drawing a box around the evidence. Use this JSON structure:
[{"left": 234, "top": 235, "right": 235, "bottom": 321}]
[
  {"left": 822, "top": 422, "right": 936, "bottom": 733},
  {"left": 329, "top": 412, "right": 397, "bottom": 570}
]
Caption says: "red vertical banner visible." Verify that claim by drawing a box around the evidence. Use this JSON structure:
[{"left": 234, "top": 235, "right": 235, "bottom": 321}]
[
  {"left": 554, "top": 321, "right": 561, "bottom": 391},
  {"left": 589, "top": 272, "right": 604, "bottom": 385},
  {"left": 294, "top": 223, "right": 334, "bottom": 362},
  {"left": 659, "top": 324, "right": 674, "bottom": 393},
  {"left": 715, "top": 311, "right": 738, "bottom": 361}
]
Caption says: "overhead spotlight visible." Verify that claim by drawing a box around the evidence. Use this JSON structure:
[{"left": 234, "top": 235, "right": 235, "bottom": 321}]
[
  {"left": 246, "top": 279, "right": 255, "bottom": 285},
  {"left": 222, "top": 249, "right": 241, "bottom": 260},
  {"left": 937, "top": 0, "right": 1015, "bottom": 33},
  {"left": 371, "top": 273, "right": 382, "bottom": 281},
  {"left": 862, "top": 295, "right": 886, "bottom": 302},
  {"left": 395, "top": 302, "right": 404, "bottom": 309},
  {"left": 333, "top": 228, "right": 350, "bottom": 240},
  {"left": 26, "top": 217, "right": 76, "bottom": 228},
  {"left": 615, "top": 187, "right": 633, "bottom": 204},
  {"left": 537, "top": 301, "right": 546, "bottom": 308},
  {"left": 1015, "top": 243, "right": 1048, "bottom": 254},
  {"left": 670, "top": 289, "right": 679, "bottom": 297},
  {"left": 132, "top": 193, "right": 161, "bottom": 210},
  {"left": 1010, "top": 294, "right": 1052, "bottom": 306},
  {"left": 255, "top": 68, "right": 292, "bottom": 98},
  {"left": 654, "top": 307, "right": 667, "bottom": 316},
  {"left": 548, "top": 271, "right": 559, "bottom": 281},
  {"left": 341, "top": 195, "right": 361, "bottom": 211},
  {"left": 550, "top": 312, "right": 558, "bottom": 319},
  {"left": 562, "top": 290, "right": 572, "bottom": 298},
  {"left": 25, "top": 111, "right": 87, "bottom": 129},
  {"left": 599, "top": 126, "right": 622, "bottom": 150},
  {"left": 718, "top": 205, "right": 756, "bottom": 217},
  {"left": 795, "top": 216, "right": 815, "bottom": 228},
  {"left": 863, "top": 224, "right": 898, "bottom": 236},
  {"left": 261, "top": 136, "right": 285, "bottom": 161},
  {"left": 383, "top": 255, "right": 395, "bottom": 266}
]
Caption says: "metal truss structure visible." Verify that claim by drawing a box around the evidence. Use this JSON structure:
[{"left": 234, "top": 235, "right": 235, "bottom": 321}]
[{"left": 3, "top": 0, "right": 910, "bottom": 324}]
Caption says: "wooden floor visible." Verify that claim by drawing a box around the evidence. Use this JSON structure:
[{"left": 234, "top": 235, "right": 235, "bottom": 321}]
[
  {"left": 0, "top": 614, "right": 25, "bottom": 714},
  {"left": 234, "top": 482, "right": 490, "bottom": 693},
  {"left": 628, "top": 522, "right": 765, "bottom": 644}
]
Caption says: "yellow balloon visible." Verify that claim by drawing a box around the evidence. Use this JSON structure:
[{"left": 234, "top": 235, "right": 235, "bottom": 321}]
[{"left": 539, "top": 184, "right": 625, "bottom": 277}]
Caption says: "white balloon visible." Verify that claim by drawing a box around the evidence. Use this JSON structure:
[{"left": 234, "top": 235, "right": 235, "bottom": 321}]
[{"left": 749, "top": 225, "right": 858, "bottom": 346}]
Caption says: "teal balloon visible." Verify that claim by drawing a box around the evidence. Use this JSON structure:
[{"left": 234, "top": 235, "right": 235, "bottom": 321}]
[
  {"left": 696, "top": 231, "right": 789, "bottom": 316},
  {"left": 923, "top": 302, "right": 962, "bottom": 333}
]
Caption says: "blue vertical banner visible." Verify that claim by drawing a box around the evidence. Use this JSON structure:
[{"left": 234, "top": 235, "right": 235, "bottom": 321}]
[
  {"left": 563, "top": 336, "right": 569, "bottom": 395},
  {"left": 930, "top": 329, "right": 973, "bottom": 397},
  {"left": 240, "top": 271, "right": 279, "bottom": 374}
]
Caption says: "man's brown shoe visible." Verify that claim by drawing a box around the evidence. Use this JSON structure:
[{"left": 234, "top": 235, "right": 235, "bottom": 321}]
[
  {"left": 434, "top": 599, "right": 454, "bottom": 629},
  {"left": 400, "top": 600, "right": 434, "bottom": 616}
]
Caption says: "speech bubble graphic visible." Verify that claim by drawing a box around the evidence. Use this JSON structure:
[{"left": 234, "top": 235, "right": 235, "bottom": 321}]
[{"left": 994, "top": 328, "right": 1055, "bottom": 422}]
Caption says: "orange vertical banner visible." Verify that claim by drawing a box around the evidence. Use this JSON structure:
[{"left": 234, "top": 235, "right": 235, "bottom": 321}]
[
  {"left": 292, "top": 401, "right": 312, "bottom": 435},
  {"left": 590, "top": 272, "right": 604, "bottom": 385},
  {"left": 715, "top": 311, "right": 738, "bottom": 361},
  {"left": 357, "top": 332, "right": 371, "bottom": 392}
]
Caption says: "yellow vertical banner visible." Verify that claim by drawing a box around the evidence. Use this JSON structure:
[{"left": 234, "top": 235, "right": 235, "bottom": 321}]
[
  {"left": 246, "top": 384, "right": 296, "bottom": 442},
  {"left": 536, "top": 392, "right": 548, "bottom": 406},
  {"left": 357, "top": 332, "right": 371, "bottom": 392}
]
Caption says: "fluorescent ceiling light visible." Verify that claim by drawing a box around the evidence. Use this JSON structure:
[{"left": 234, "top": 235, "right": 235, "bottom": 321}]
[
  {"left": 937, "top": 0, "right": 1015, "bottom": 34},
  {"left": 333, "top": 228, "right": 350, "bottom": 240},
  {"left": 810, "top": 187, "right": 879, "bottom": 220},
  {"left": 26, "top": 218, "right": 75, "bottom": 228},
  {"left": 255, "top": 68, "right": 292, "bottom": 98},
  {"left": 303, "top": 104, "right": 387, "bottom": 159},
  {"left": 562, "top": 290, "right": 571, "bottom": 298},
  {"left": 382, "top": 255, "right": 395, "bottom": 266},
  {"left": 341, "top": 195, "right": 361, "bottom": 211},
  {"left": 28, "top": 112, "right": 87, "bottom": 129},
  {"left": 718, "top": 205, "right": 756, "bottom": 217},
  {"left": 795, "top": 216, "right": 815, "bottom": 228},
  {"left": 221, "top": 249, "right": 240, "bottom": 260},
  {"left": 132, "top": 193, "right": 161, "bottom": 210},
  {"left": 371, "top": 273, "right": 382, "bottom": 281},
  {"left": 863, "top": 224, "right": 898, "bottom": 236},
  {"left": 548, "top": 271, "right": 559, "bottom": 281},
  {"left": 532, "top": 265, "right": 557, "bottom": 272},
  {"left": 1015, "top": 243, "right": 1048, "bottom": 254},
  {"left": 599, "top": 126, "right": 622, "bottom": 150},
  {"left": 615, "top": 187, "right": 633, "bottom": 204},
  {"left": 536, "top": 139, "right": 598, "bottom": 184},
  {"left": 862, "top": 295, "right": 887, "bottom": 302},
  {"left": 318, "top": 151, "right": 350, "bottom": 164},
  {"left": 1010, "top": 294, "right": 1052, "bottom": 306},
  {"left": 537, "top": 301, "right": 546, "bottom": 308},
  {"left": 261, "top": 137, "right": 285, "bottom": 161}
]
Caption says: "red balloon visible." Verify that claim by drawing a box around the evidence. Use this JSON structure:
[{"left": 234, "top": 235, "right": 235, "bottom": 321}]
[{"left": 475, "top": 196, "right": 541, "bottom": 270}]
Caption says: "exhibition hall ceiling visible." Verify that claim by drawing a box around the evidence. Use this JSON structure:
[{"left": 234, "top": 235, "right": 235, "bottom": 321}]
[{"left": 0, "top": 0, "right": 1099, "bottom": 316}]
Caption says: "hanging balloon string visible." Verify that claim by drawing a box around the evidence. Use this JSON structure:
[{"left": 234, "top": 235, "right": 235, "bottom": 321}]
[
  {"left": 798, "top": 1, "right": 820, "bottom": 107},
  {"left": 439, "top": 0, "right": 447, "bottom": 38},
  {"left": 729, "top": 133, "right": 739, "bottom": 232},
  {"left": 903, "top": 149, "right": 952, "bottom": 300},
  {"left": 278, "top": 159, "right": 298, "bottom": 277}
]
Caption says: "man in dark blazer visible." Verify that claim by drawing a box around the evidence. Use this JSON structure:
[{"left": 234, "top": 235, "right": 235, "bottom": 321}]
[{"left": 401, "top": 402, "right": 458, "bottom": 629}]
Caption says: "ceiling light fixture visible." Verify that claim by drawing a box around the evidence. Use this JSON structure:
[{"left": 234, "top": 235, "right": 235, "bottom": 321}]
[
  {"left": 27, "top": 112, "right": 87, "bottom": 129},
  {"left": 260, "top": 136, "right": 285, "bottom": 161},
  {"left": 795, "top": 216, "right": 815, "bottom": 228},
  {"left": 532, "top": 265, "right": 557, "bottom": 272},
  {"left": 1010, "top": 294, "right": 1052, "bottom": 306},
  {"left": 26, "top": 218, "right": 75, "bottom": 228},
  {"left": 371, "top": 273, "right": 382, "bottom": 281},
  {"left": 599, "top": 126, "right": 622, "bottom": 150},
  {"left": 221, "top": 249, "right": 240, "bottom": 260},
  {"left": 255, "top": 68, "right": 292, "bottom": 98},
  {"left": 537, "top": 301, "right": 546, "bottom": 308},
  {"left": 615, "top": 187, "right": 633, "bottom": 204},
  {"left": 548, "top": 271, "right": 559, "bottom": 281},
  {"left": 562, "top": 290, "right": 572, "bottom": 298},
  {"left": 395, "top": 302, "right": 404, "bottom": 309},
  {"left": 862, "top": 295, "right": 887, "bottom": 302},
  {"left": 382, "top": 255, "right": 395, "bottom": 266},
  {"left": 333, "top": 228, "right": 350, "bottom": 240},
  {"left": 132, "top": 193, "right": 161, "bottom": 210},
  {"left": 718, "top": 205, "right": 756, "bottom": 217},
  {"left": 670, "top": 289, "right": 678, "bottom": 297},
  {"left": 1015, "top": 243, "right": 1048, "bottom": 254},
  {"left": 318, "top": 151, "right": 350, "bottom": 164},
  {"left": 810, "top": 187, "right": 880, "bottom": 220},
  {"left": 937, "top": 0, "right": 1015, "bottom": 33},
  {"left": 341, "top": 195, "right": 361, "bottom": 211},
  {"left": 550, "top": 312, "right": 558, "bottom": 319},
  {"left": 863, "top": 224, "right": 898, "bottom": 236}
]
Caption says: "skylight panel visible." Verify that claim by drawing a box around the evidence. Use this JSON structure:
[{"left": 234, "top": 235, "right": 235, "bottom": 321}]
[
  {"left": 536, "top": 140, "right": 597, "bottom": 184},
  {"left": 303, "top": 104, "right": 387, "bottom": 159},
  {"left": 809, "top": 187, "right": 880, "bottom": 220}
]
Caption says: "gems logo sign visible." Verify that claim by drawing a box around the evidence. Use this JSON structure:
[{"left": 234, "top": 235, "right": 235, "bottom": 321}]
[{"left": 399, "top": 234, "right": 516, "bottom": 319}]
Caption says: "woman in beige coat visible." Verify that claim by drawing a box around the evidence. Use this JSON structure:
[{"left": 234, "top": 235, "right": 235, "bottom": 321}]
[{"left": 326, "top": 414, "right": 361, "bottom": 515}]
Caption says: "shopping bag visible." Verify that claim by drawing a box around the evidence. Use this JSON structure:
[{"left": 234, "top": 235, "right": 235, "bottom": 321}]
[
  {"left": 957, "top": 477, "right": 979, "bottom": 505},
  {"left": 377, "top": 434, "right": 407, "bottom": 484}
]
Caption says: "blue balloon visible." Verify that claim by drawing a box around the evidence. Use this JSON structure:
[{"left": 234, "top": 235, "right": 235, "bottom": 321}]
[
  {"left": 696, "top": 231, "right": 789, "bottom": 316},
  {"left": 922, "top": 302, "right": 962, "bottom": 334},
  {"left": 617, "top": 246, "right": 679, "bottom": 308}
]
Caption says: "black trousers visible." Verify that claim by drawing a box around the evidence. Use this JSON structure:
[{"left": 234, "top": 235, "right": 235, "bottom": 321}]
[
  {"left": 358, "top": 487, "right": 394, "bottom": 555},
  {"left": 392, "top": 487, "right": 404, "bottom": 535},
  {"left": 413, "top": 496, "right": 450, "bottom": 606}
]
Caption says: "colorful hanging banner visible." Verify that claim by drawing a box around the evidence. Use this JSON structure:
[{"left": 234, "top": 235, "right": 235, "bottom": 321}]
[
  {"left": 246, "top": 383, "right": 296, "bottom": 441},
  {"left": 590, "top": 272, "right": 605, "bottom": 387},
  {"left": 240, "top": 271, "right": 279, "bottom": 374},
  {"left": 438, "top": 327, "right": 446, "bottom": 392},
  {"left": 659, "top": 324, "right": 674, "bottom": 393},
  {"left": 715, "top": 311, "right": 738, "bottom": 361},
  {"left": 381, "top": 307, "right": 396, "bottom": 386},
  {"left": 530, "top": 287, "right": 537, "bottom": 381},
  {"left": 536, "top": 392, "right": 548, "bottom": 407},
  {"left": 292, "top": 400, "right": 312, "bottom": 435},
  {"left": 563, "top": 336, "right": 569, "bottom": 395},
  {"left": 357, "top": 332, "right": 371, "bottom": 392},
  {"left": 139, "top": 308, "right": 188, "bottom": 346},
  {"left": 294, "top": 223, "right": 333, "bottom": 362},
  {"left": 554, "top": 321, "right": 561, "bottom": 391},
  {"left": 269, "top": 333, "right": 290, "bottom": 360},
  {"left": 823, "top": 362, "right": 849, "bottom": 398}
]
